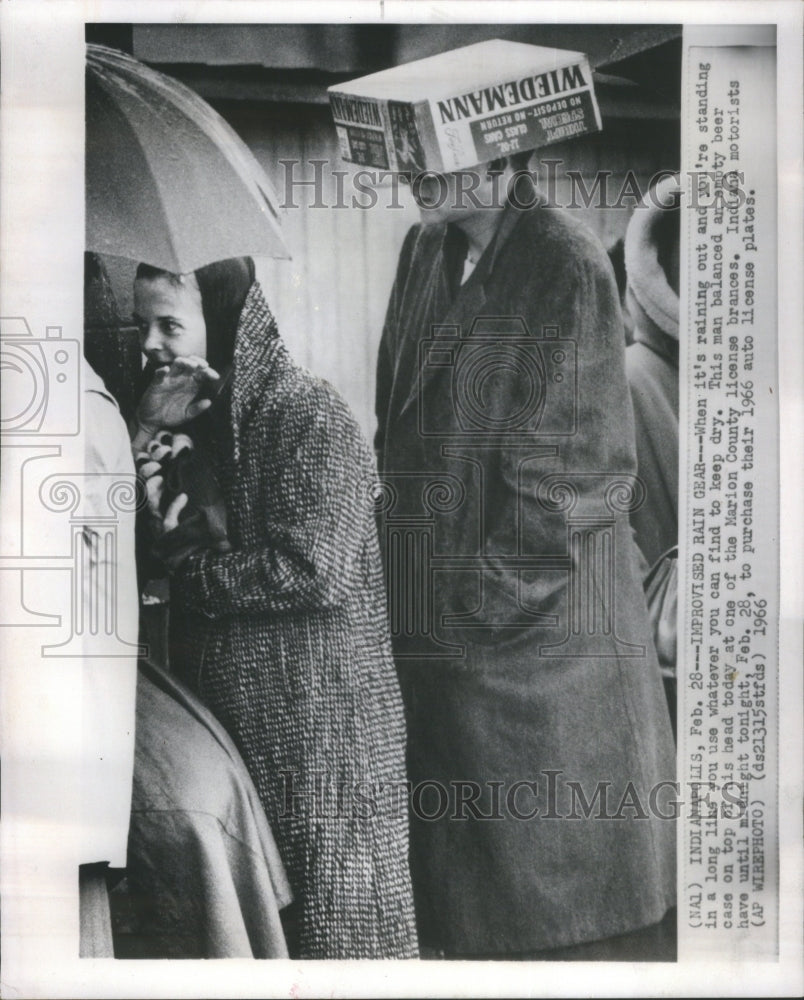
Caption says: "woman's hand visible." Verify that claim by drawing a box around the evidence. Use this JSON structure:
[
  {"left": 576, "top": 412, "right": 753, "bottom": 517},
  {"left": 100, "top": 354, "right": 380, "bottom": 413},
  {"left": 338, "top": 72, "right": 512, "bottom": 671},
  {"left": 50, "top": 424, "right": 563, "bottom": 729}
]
[{"left": 132, "top": 356, "right": 220, "bottom": 449}]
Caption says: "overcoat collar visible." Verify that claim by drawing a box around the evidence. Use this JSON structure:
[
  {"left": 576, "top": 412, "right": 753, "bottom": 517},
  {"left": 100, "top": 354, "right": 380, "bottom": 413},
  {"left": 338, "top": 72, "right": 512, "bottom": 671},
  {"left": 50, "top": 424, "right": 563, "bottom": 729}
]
[{"left": 396, "top": 180, "right": 541, "bottom": 421}]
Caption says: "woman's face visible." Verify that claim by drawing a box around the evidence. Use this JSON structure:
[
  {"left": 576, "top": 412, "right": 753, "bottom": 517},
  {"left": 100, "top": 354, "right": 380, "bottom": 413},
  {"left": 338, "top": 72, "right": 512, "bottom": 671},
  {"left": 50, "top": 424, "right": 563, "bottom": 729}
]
[{"left": 133, "top": 273, "right": 206, "bottom": 365}]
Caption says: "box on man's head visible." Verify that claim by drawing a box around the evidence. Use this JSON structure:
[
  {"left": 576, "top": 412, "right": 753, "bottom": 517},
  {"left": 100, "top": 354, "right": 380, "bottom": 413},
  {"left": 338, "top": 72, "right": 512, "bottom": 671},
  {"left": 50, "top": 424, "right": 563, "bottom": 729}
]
[{"left": 328, "top": 38, "right": 602, "bottom": 174}]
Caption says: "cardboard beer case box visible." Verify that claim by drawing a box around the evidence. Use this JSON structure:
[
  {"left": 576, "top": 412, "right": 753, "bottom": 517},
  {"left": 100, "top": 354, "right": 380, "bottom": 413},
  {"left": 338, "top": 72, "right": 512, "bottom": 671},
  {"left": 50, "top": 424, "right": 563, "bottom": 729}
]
[{"left": 328, "top": 39, "right": 602, "bottom": 173}]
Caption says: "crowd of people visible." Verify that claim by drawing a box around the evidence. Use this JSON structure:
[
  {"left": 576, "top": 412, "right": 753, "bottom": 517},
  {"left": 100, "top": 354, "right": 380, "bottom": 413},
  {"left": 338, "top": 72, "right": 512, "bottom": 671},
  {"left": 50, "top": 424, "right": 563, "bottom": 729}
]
[{"left": 81, "top": 45, "right": 681, "bottom": 964}]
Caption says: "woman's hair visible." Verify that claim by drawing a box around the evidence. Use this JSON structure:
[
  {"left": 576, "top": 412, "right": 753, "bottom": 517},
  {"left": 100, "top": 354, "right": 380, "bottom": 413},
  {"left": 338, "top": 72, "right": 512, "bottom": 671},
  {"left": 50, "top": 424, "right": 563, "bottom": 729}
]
[
  {"left": 135, "top": 257, "right": 256, "bottom": 371},
  {"left": 135, "top": 262, "right": 187, "bottom": 287}
]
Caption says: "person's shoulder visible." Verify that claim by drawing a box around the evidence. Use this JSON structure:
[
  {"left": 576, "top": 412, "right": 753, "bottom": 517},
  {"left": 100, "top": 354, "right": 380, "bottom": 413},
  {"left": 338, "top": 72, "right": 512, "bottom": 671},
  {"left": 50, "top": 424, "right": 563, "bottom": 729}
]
[
  {"left": 302, "top": 371, "right": 363, "bottom": 435},
  {"left": 270, "top": 360, "right": 365, "bottom": 442},
  {"left": 134, "top": 665, "right": 250, "bottom": 815},
  {"left": 517, "top": 202, "right": 611, "bottom": 274},
  {"left": 399, "top": 221, "right": 446, "bottom": 265},
  {"left": 626, "top": 338, "right": 678, "bottom": 384},
  {"left": 83, "top": 363, "right": 134, "bottom": 477},
  {"left": 405, "top": 220, "right": 441, "bottom": 248},
  {"left": 399, "top": 222, "right": 436, "bottom": 266},
  {"left": 626, "top": 339, "right": 655, "bottom": 376}
]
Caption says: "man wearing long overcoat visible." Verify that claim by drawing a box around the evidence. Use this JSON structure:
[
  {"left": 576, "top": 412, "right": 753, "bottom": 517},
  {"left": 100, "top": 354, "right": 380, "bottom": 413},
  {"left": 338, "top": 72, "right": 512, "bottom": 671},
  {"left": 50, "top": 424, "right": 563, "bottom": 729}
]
[{"left": 375, "top": 171, "right": 676, "bottom": 958}]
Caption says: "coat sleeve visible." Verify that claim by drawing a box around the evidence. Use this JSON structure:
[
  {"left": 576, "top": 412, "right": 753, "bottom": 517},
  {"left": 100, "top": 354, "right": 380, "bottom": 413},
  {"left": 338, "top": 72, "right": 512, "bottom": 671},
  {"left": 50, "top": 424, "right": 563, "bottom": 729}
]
[
  {"left": 173, "top": 382, "right": 373, "bottom": 619},
  {"left": 513, "top": 234, "right": 639, "bottom": 548},
  {"left": 374, "top": 224, "right": 420, "bottom": 465}
]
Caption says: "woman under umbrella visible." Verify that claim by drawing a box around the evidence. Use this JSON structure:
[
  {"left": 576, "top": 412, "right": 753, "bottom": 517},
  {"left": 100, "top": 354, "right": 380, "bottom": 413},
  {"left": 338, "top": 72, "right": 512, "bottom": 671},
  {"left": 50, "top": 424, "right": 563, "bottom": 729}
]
[{"left": 131, "top": 257, "right": 418, "bottom": 960}]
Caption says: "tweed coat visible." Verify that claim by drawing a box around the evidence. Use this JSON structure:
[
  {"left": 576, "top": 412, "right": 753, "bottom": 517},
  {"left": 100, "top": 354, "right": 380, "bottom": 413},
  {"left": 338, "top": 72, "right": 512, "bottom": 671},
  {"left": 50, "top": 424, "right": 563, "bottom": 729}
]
[
  {"left": 376, "top": 188, "right": 676, "bottom": 955},
  {"left": 167, "top": 281, "right": 418, "bottom": 960}
]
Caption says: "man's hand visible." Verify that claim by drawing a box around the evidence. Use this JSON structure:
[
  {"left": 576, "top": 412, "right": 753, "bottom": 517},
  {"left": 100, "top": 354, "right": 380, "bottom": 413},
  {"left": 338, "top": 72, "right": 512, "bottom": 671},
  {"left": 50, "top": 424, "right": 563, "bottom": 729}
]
[
  {"left": 134, "top": 356, "right": 220, "bottom": 445},
  {"left": 136, "top": 430, "right": 230, "bottom": 570},
  {"left": 137, "top": 436, "right": 189, "bottom": 539},
  {"left": 137, "top": 448, "right": 194, "bottom": 572},
  {"left": 162, "top": 492, "right": 189, "bottom": 534},
  {"left": 138, "top": 441, "right": 187, "bottom": 538}
]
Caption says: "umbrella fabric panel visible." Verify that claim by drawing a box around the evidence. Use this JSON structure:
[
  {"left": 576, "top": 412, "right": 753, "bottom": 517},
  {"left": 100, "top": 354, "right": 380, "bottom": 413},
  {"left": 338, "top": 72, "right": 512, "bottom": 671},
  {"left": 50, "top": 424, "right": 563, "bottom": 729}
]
[
  {"left": 86, "top": 72, "right": 187, "bottom": 272},
  {"left": 89, "top": 44, "right": 283, "bottom": 219},
  {"left": 86, "top": 44, "right": 289, "bottom": 272}
]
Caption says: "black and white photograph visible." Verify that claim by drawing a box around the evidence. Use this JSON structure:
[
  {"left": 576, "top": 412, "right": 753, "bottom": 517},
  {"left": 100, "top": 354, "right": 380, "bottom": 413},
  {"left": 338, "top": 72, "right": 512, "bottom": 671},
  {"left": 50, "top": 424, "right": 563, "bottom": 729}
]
[{"left": 0, "top": 2, "right": 801, "bottom": 997}]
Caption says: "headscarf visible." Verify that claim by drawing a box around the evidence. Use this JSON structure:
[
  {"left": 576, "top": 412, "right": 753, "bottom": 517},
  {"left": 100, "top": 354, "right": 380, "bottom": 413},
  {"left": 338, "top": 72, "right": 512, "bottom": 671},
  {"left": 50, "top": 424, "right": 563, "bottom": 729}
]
[{"left": 193, "top": 256, "right": 256, "bottom": 373}]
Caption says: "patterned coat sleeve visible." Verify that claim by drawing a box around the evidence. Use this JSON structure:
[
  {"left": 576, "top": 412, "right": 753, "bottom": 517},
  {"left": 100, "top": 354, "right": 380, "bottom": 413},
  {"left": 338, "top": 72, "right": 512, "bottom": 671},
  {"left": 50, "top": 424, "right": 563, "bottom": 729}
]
[{"left": 174, "top": 381, "right": 371, "bottom": 618}]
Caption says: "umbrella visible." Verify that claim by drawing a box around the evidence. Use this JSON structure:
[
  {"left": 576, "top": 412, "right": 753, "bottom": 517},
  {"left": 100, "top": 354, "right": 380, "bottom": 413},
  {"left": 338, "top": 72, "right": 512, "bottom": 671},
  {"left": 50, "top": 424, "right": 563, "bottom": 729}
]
[{"left": 86, "top": 44, "right": 289, "bottom": 272}]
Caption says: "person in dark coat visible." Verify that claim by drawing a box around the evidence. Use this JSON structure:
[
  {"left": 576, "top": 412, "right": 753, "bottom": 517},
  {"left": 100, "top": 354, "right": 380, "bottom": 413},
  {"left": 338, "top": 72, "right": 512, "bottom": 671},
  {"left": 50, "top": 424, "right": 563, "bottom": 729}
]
[
  {"left": 624, "top": 174, "right": 681, "bottom": 736},
  {"left": 376, "top": 162, "right": 676, "bottom": 959},
  {"left": 625, "top": 174, "right": 680, "bottom": 569},
  {"left": 131, "top": 258, "right": 418, "bottom": 960}
]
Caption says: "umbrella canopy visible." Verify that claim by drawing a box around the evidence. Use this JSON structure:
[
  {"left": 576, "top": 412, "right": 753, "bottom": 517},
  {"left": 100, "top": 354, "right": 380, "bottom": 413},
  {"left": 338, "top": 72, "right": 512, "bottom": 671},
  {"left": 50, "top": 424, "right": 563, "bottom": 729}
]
[{"left": 86, "top": 44, "right": 289, "bottom": 272}]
